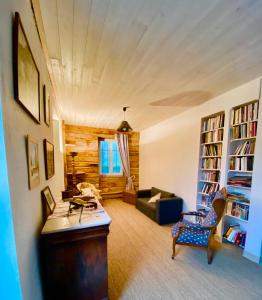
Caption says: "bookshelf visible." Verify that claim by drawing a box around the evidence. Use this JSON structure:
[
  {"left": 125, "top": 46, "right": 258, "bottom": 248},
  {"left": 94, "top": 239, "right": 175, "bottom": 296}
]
[
  {"left": 223, "top": 100, "right": 259, "bottom": 248},
  {"left": 197, "top": 111, "right": 225, "bottom": 211}
]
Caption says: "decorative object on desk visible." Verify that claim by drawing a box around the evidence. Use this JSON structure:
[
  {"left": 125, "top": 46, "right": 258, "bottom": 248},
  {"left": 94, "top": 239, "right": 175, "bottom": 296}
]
[
  {"left": 115, "top": 133, "right": 134, "bottom": 190},
  {"left": 13, "top": 12, "right": 40, "bottom": 124},
  {"left": 43, "top": 139, "right": 55, "bottom": 180},
  {"left": 26, "top": 135, "right": 40, "bottom": 189},
  {"left": 41, "top": 186, "right": 56, "bottom": 214},
  {"left": 43, "top": 85, "right": 50, "bottom": 126},
  {"left": 117, "top": 106, "right": 133, "bottom": 132},
  {"left": 68, "top": 199, "right": 98, "bottom": 223}
]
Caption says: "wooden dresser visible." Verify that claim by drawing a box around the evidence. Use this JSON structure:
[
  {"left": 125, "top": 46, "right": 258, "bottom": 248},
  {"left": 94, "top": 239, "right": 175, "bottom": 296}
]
[{"left": 41, "top": 205, "right": 111, "bottom": 300}]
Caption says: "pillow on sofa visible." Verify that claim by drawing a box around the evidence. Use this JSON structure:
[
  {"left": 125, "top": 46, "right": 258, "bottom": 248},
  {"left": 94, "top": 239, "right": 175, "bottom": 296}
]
[
  {"left": 148, "top": 192, "right": 161, "bottom": 203},
  {"left": 151, "top": 187, "right": 175, "bottom": 199}
]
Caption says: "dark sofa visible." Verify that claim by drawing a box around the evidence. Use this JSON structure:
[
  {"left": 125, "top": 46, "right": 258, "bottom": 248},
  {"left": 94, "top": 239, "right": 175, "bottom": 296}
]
[{"left": 136, "top": 187, "right": 183, "bottom": 225}]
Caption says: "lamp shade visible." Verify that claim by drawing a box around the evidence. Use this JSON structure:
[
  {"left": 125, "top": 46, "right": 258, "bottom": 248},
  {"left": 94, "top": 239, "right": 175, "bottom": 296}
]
[{"left": 117, "top": 120, "right": 133, "bottom": 132}]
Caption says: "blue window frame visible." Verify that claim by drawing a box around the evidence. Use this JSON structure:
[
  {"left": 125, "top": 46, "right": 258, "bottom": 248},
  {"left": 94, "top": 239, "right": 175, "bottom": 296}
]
[{"left": 100, "top": 140, "right": 122, "bottom": 175}]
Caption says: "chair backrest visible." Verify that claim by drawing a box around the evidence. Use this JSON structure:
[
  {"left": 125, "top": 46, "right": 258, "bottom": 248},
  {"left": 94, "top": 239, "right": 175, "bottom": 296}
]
[{"left": 212, "top": 198, "right": 226, "bottom": 225}]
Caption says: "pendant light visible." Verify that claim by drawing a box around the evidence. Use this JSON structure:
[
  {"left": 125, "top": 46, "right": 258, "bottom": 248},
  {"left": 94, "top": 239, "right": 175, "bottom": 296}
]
[{"left": 117, "top": 106, "right": 133, "bottom": 132}]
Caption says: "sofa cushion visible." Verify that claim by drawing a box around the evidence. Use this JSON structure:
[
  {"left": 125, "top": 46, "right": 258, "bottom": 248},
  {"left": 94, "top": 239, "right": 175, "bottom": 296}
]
[
  {"left": 148, "top": 192, "right": 161, "bottom": 203},
  {"left": 151, "top": 187, "right": 175, "bottom": 199}
]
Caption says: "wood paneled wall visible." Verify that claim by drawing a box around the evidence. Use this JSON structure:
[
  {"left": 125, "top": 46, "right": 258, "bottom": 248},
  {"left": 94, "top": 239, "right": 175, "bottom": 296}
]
[{"left": 64, "top": 124, "right": 139, "bottom": 197}]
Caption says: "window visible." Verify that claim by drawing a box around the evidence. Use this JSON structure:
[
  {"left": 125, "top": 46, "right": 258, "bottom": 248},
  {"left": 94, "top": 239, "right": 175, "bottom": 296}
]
[{"left": 100, "top": 140, "right": 122, "bottom": 175}]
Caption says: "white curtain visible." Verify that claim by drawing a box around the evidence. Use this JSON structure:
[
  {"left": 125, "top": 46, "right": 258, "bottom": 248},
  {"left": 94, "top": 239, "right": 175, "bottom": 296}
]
[{"left": 115, "top": 133, "right": 134, "bottom": 191}]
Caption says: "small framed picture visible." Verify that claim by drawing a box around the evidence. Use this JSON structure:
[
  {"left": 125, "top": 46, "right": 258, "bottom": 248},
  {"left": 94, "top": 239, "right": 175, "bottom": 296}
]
[
  {"left": 41, "top": 186, "right": 56, "bottom": 214},
  {"left": 43, "top": 85, "right": 50, "bottom": 126},
  {"left": 43, "top": 139, "right": 55, "bottom": 180},
  {"left": 13, "top": 12, "right": 40, "bottom": 123},
  {"left": 26, "top": 135, "right": 40, "bottom": 189}
]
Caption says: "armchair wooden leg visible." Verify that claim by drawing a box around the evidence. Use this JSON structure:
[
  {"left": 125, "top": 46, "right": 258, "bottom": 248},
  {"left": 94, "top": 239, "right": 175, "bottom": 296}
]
[
  {"left": 171, "top": 238, "right": 177, "bottom": 259},
  {"left": 207, "top": 245, "right": 213, "bottom": 264}
]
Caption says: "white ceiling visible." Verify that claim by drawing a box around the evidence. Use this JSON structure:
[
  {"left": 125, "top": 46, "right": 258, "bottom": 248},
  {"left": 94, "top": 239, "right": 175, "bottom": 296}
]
[{"left": 39, "top": 0, "right": 262, "bottom": 130}]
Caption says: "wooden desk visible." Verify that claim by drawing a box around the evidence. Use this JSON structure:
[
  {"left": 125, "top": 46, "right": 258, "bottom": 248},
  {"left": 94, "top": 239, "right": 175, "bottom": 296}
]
[{"left": 41, "top": 205, "right": 111, "bottom": 300}]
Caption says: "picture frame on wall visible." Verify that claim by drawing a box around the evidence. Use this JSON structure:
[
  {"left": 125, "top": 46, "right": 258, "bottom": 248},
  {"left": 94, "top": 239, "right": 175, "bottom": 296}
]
[
  {"left": 13, "top": 12, "right": 40, "bottom": 123},
  {"left": 26, "top": 135, "right": 40, "bottom": 189},
  {"left": 43, "top": 85, "right": 50, "bottom": 126},
  {"left": 43, "top": 139, "right": 55, "bottom": 180},
  {"left": 41, "top": 186, "right": 56, "bottom": 214}
]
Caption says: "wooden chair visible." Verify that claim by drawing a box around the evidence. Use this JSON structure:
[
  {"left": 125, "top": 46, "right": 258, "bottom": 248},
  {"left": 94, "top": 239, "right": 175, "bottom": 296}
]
[{"left": 171, "top": 188, "right": 226, "bottom": 264}]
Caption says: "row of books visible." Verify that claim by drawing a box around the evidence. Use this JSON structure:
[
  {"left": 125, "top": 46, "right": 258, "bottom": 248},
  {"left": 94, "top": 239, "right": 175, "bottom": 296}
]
[
  {"left": 226, "top": 192, "right": 249, "bottom": 204},
  {"left": 233, "top": 140, "right": 255, "bottom": 155},
  {"left": 202, "top": 129, "right": 223, "bottom": 143},
  {"left": 231, "top": 101, "right": 259, "bottom": 125},
  {"left": 200, "top": 195, "right": 213, "bottom": 208},
  {"left": 223, "top": 225, "right": 246, "bottom": 247},
  {"left": 202, "top": 157, "right": 221, "bottom": 170},
  {"left": 202, "top": 144, "right": 222, "bottom": 156},
  {"left": 227, "top": 201, "right": 249, "bottom": 221},
  {"left": 231, "top": 122, "right": 257, "bottom": 140},
  {"left": 227, "top": 175, "right": 252, "bottom": 187},
  {"left": 229, "top": 156, "right": 253, "bottom": 172},
  {"left": 201, "top": 182, "right": 219, "bottom": 195},
  {"left": 202, "top": 114, "right": 224, "bottom": 132},
  {"left": 202, "top": 170, "right": 220, "bottom": 182}
]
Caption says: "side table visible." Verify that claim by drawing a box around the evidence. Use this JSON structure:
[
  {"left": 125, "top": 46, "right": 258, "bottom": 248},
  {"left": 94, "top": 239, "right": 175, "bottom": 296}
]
[{"left": 123, "top": 190, "right": 137, "bottom": 205}]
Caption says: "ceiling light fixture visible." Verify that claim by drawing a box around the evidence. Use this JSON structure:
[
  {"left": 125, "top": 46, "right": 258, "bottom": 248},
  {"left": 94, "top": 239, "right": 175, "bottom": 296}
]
[{"left": 117, "top": 106, "right": 133, "bottom": 132}]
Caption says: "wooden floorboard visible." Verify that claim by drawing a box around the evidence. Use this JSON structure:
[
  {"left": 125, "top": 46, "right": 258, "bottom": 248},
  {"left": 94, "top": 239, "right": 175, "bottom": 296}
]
[{"left": 104, "top": 199, "right": 262, "bottom": 300}]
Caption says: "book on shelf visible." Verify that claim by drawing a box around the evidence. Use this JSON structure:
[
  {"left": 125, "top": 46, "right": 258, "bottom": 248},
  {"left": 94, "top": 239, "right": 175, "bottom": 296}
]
[
  {"left": 229, "top": 156, "right": 253, "bottom": 172},
  {"left": 231, "top": 122, "right": 257, "bottom": 139},
  {"left": 202, "top": 129, "right": 223, "bottom": 143},
  {"left": 227, "top": 201, "right": 249, "bottom": 221},
  {"left": 202, "top": 157, "right": 221, "bottom": 169},
  {"left": 227, "top": 175, "right": 252, "bottom": 187},
  {"left": 223, "top": 224, "right": 246, "bottom": 247},
  {"left": 233, "top": 140, "right": 255, "bottom": 155},
  {"left": 226, "top": 192, "right": 250, "bottom": 203},
  {"left": 201, "top": 182, "right": 219, "bottom": 195},
  {"left": 231, "top": 101, "right": 259, "bottom": 125},
  {"left": 202, "top": 144, "right": 222, "bottom": 156},
  {"left": 202, "top": 114, "right": 224, "bottom": 132},
  {"left": 202, "top": 170, "right": 220, "bottom": 182}
]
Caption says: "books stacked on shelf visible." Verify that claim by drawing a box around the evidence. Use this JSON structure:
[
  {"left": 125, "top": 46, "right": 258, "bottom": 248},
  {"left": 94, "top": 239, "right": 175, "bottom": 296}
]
[
  {"left": 227, "top": 192, "right": 250, "bottom": 204},
  {"left": 202, "top": 129, "right": 223, "bottom": 143},
  {"left": 201, "top": 182, "right": 219, "bottom": 195},
  {"left": 231, "top": 101, "right": 259, "bottom": 125},
  {"left": 202, "top": 157, "right": 221, "bottom": 170},
  {"left": 233, "top": 140, "right": 255, "bottom": 155},
  {"left": 200, "top": 195, "right": 213, "bottom": 208},
  {"left": 202, "top": 114, "right": 224, "bottom": 131},
  {"left": 231, "top": 122, "right": 257, "bottom": 140},
  {"left": 202, "top": 171, "right": 219, "bottom": 182},
  {"left": 202, "top": 144, "right": 222, "bottom": 156},
  {"left": 223, "top": 224, "right": 246, "bottom": 248},
  {"left": 227, "top": 175, "right": 252, "bottom": 187},
  {"left": 229, "top": 156, "right": 254, "bottom": 171},
  {"left": 227, "top": 201, "right": 249, "bottom": 221}
]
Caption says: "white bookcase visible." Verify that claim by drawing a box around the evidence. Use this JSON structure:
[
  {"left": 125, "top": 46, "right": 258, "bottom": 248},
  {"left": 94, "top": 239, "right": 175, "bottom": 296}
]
[
  {"left": 223, "top": 100, "right": 259, "bottom": 248},
  {"left": 197, "top": 111, "right": 225, "bottom": 211}
]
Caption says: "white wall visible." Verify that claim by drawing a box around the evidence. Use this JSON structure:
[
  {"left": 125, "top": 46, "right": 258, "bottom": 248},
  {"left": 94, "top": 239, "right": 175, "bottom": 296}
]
[
  {"left": 0, "top": 0, "right": 64, "bottom": 299},
  {"left": 140, "top": 77, "right": 262, "bottom": 263}
]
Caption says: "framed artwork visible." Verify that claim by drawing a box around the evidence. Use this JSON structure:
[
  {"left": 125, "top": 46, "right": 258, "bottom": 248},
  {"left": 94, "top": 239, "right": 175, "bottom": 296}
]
[
  {"left": 43, "top": 139, "right": 55, "bottom": 180},
  {"left": 43, "top": 85, "right": 50, "bottom": 126},
  {"left": 41, "top": 186, "right": 56, "bottom": 214},
  {"left": 13, "top": 12, "right": 40, "bottom": 123},
  {"left": 26, "top": 135, "right": 40, "bottom": 189}
]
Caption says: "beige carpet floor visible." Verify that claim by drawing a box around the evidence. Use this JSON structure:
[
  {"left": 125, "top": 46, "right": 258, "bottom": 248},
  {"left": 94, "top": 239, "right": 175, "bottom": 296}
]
[{"left": 104, "top": 199, "right": 262, "bottom": 300}]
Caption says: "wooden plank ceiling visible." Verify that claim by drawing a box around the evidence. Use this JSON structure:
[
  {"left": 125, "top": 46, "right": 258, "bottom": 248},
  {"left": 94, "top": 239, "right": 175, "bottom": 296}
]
[{"left": 39, "top": 0, "right": 262, "bottom": 130}]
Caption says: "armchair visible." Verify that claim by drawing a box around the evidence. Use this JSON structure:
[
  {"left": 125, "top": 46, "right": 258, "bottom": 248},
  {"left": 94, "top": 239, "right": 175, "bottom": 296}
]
[{"left": 171, "top": 188, "right": 226, "bottom": 264}]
